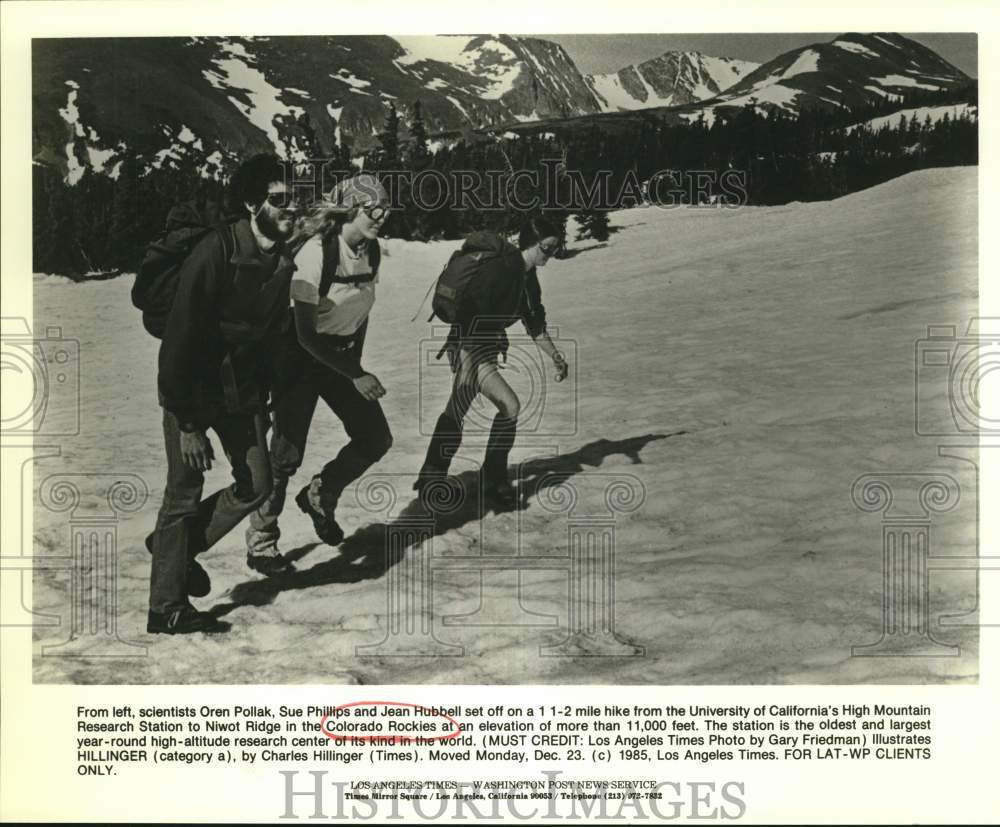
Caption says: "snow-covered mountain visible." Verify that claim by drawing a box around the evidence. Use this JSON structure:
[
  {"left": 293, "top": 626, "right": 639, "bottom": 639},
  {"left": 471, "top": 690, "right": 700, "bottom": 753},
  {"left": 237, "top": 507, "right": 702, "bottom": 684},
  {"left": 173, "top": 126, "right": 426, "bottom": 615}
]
[
  {"left": 586, "top": 51, "right": 759, "bottom": 112},
  {"left": 32, "top": 33, "right": 973, "bottom": 185},
  {"left": 33, "top": 35, "right": 604, "bottom": 183},
  {"left": 678, "top": 33, "right": 971, "bottom": 124}
]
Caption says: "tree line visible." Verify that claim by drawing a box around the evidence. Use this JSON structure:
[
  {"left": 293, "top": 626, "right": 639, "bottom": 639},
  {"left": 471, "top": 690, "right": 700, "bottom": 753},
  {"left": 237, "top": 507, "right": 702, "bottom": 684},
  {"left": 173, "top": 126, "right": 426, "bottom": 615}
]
[{"left": 33, "top": 85, "right": 977, "bottom": 277}]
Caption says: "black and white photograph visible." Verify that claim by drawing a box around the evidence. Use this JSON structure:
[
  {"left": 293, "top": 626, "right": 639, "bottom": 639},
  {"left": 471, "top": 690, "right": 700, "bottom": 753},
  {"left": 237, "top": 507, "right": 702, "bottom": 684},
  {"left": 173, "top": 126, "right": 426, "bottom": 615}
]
[
  {"left": 14, "top": 28, "right": 984, "bottom": 686},
  {"left": 4, "top": 1, "right": 1000, "bottom": 822}
]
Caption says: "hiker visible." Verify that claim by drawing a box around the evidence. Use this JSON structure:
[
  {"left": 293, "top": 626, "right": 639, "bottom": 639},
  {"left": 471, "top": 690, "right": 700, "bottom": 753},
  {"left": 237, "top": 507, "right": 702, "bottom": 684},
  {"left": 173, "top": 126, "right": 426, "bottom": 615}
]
[
  {"left": 146, "top": 154, "right": 298, "bottom": 635},
  {"left": 245, "top": 174, "right": 393, "bottom": 561},
  {"left": 415, "top": 217, "right": 569, "bottom": 509}
]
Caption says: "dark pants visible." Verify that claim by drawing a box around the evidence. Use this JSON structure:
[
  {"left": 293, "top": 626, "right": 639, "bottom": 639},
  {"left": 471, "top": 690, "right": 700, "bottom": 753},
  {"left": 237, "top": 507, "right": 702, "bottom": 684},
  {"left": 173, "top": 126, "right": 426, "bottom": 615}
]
[
  {"left": 149, "top": 408, "right": 272, "bottom": 613},
  {"left": 420, "top": 341, "right": 518, "bottom": 482},
  {"left": 247, "top": 359, "right": 392, "bottom": 553}
]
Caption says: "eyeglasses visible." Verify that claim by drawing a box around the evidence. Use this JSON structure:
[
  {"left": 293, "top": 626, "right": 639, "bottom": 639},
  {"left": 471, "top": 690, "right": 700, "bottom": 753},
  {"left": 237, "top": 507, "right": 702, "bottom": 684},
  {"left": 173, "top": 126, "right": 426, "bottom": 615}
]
[
  {"left": 538, "top": 241, "right": 561, "bottom": 256},
  {"left": 265, "top": 191, "right": 297, "bottom": 210},
  {"left": 363, "top": 205, "right": 389, "bottom": 222}
]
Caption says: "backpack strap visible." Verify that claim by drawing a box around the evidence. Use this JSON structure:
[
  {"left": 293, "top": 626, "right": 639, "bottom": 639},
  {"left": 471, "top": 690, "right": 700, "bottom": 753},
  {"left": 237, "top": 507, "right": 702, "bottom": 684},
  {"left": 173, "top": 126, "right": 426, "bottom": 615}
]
[
  {"left": 319, "top": 233, "right": 380, "bottom": 297},
  {"left": 216, "top": 222, "right": 237, "bottom": 265}
]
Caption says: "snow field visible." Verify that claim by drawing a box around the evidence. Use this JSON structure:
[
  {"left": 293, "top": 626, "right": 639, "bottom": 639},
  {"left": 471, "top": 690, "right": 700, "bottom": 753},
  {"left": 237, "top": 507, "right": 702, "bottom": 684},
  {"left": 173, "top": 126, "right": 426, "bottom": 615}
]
[{"left": 31, "top": 168, "right": 978, "bottom": 684}]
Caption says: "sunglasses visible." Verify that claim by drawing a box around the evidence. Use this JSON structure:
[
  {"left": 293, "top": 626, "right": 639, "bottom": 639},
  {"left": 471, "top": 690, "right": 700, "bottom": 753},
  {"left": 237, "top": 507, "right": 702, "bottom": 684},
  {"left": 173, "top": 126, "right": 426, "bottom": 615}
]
[
  {"left": 539, "top": 241, "right": 561, "bottom": 256},
  {"left": 362, "top": 204, "right": 389, "bottom": 222},
  {"left": 265, "top": 191, "right": 297, "bottom": 210}
]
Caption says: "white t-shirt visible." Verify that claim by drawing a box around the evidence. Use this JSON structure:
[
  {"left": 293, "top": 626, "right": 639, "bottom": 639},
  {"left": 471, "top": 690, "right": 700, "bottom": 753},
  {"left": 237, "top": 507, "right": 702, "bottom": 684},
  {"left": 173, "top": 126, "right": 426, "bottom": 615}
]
[{"left": 289, "top": 234, "right": 378, "bottom": 336}]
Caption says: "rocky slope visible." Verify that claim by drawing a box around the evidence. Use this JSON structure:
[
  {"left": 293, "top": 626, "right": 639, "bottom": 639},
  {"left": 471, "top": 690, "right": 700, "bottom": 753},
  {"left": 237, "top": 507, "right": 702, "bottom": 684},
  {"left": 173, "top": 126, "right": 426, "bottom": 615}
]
[{"left": 586, "top": 51, "right": 758, "bottom": 111}]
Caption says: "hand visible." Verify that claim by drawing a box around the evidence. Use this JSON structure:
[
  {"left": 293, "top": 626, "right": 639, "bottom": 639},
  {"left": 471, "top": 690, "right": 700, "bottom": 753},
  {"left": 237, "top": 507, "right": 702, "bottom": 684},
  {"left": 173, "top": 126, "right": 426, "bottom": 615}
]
[
  {"left": 553, "top": 352, "right": 569, "bottom": 383},
  {"left": 179, "top": 429, "right": 214, "bottom": 471},
  {"left": 353, "top": 372, "right": 386, "bottom": 401}
]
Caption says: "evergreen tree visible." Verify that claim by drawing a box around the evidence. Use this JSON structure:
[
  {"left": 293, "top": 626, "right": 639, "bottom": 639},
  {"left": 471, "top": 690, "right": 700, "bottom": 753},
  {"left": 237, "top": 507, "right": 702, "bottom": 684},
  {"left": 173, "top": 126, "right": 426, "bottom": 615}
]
[
  {"left": 109, "top": 155, "right": 143, "bottom": 271},
  {"left": 375, "top": 102, "right": 401, "bottom": 171},
  {"left": 574, "top": 210, "right": 610, "bottom": 243},
  {"left": 32, "top": 164, "right": 54, "bottom": 273},
  {"left": 44, "top": 170, "right": 81, "bottom": 276},
  {"left": 407, "top": 99, "right": 430, "bottom": 171}
]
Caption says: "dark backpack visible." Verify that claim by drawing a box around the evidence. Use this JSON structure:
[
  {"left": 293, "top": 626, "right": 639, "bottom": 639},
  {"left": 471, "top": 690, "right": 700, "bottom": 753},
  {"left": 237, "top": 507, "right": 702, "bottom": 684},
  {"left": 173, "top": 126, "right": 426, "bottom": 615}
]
[
  {"left": 131, "top": 201, "right": 236, "bottom": 338},
  {"left": 430, "top": 231, "right": 524, "bottom": 324},
  {"left": 318, "top": 232, "right": 381, "bottom": 297}
]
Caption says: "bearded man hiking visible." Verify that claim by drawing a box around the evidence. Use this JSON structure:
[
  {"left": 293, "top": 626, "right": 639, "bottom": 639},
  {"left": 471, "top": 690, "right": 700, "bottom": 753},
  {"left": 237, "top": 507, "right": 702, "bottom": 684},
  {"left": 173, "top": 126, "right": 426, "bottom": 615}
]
[{"left": 145, "top": 153, "right": 299, "bottom": 634}]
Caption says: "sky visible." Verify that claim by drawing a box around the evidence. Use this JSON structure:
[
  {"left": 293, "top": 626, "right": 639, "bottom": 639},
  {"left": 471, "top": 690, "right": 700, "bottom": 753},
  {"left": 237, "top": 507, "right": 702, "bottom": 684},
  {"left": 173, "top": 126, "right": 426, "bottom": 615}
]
[{"left": 538, "top": 33, "right": 977, "bottom": 77}]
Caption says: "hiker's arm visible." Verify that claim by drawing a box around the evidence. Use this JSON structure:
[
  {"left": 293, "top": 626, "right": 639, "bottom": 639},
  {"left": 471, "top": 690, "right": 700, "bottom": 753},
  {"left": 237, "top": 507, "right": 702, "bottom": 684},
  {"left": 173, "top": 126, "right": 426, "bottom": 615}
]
[
  {"left": 292, "top": 302, "right": 386, "bottom": 400},
  {"left": 521, "top": 269, "right": 568, "bottom": 380},
  {"left": 520, "top": 266, "right": 548, "bottom": 339},
  {"left": 531, "top": 328, "right": 569, "bottom": 381},
  {"left": 157, "top": 233, "right": 225, "bottom": 430}
]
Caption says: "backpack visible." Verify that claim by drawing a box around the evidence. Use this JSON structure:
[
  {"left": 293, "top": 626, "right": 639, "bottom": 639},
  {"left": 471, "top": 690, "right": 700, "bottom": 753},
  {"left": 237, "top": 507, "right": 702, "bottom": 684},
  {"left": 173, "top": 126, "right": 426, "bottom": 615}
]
[
  {"left": 318, "top": 232, "right": 381, "bottom": 297},
  {"left": 131, "top": 201, "right": 236, "bottom": 338},
  {"left": 430, "top": 231, "right": 524, "bottom": 324}
]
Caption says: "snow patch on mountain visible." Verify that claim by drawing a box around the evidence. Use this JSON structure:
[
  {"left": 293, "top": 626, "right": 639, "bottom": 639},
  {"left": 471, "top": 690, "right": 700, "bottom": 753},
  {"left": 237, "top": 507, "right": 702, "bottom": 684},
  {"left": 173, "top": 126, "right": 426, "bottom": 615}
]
[
  {"left": 588, "top": 52, "right": 759, "bottom": 113},
  {"left": 700, "top": 55, "right": 758, "bottom": 91},
  {"left": 198, "top": 149, "right": 227, "bottom": 180},
  {"left": 394, "top": 35, "right": 522, "bottom": 101},
  {"left": 204, "top": 39, "right": 307, "bottom": 160},
  {"left": 446, "top": 95, "right": 471, "bottom": 122},
  {"left": 57, "top": 81, "right": 121, "bottom": 184},
  {"left": 833, "top": 40, "right": 880, "bottom": 58},
  {"left": 722, "top": 82, "right": 802, "bottom": 112},
  {"left": 588, "top": 74, "right": 634, "bottom": 111},
  {"left": 86, "top": 141, "right": 119, "bottom": 176},
  {"left": 332, "top": 69, "right": 372, "bottom": 90},
  {"left": 780, "top": 49, "right": 821, "bottom": 79},
  {"left": 58, "top": 81, "right": 83, "bottom": 133},
  {"left": 395, "top": 35, "right": 476, "bottom": 66},
  {"left": 845, "top": 102, "right": 977, "bottom": 133},
  {"left": 175, "top": 125, "right": 204, "bottom": 151},
  {"left": 634, "top": 69, "right": 676, "bottom": 107},
  {"left": 151, "top": 143, "right": 184, "bottom": 170},
  {"left": 875, "top": 73, "right": 942, "bottom": 90},
  {"left": 864, "top": 84, "right": 902, "bottom": 100},
  {"left": 327, "top": 105, "right": 345, "bottom": 146},
  {"left": 475, "top": 44, "right": 521, "bottom": 100}
]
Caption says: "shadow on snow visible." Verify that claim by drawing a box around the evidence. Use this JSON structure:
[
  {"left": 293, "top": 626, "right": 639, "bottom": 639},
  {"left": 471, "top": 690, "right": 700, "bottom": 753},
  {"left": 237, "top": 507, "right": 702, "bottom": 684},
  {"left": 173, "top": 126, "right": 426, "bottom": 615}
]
[{"left": 209, "top": 431, "right": 681, "bottom": 618}]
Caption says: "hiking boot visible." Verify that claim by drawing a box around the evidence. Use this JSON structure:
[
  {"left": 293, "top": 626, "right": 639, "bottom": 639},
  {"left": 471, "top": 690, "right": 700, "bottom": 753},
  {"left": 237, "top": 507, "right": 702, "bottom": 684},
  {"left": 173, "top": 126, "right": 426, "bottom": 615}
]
[
  {"left": 186, "top": 559, "right": 212, "bottom": 598},
  {"left": 420, "top": 413, "right": 462, "bottom": 474},
  {"left": 413, "top": 465, "right": 446, "bottom": 494},
  {"left": 483, "top": 473, "right": 519, "bottom": 512},
  {"left": 414, "top": 468, "right": 464, "bottom": 512},
  {"left": 145, "top": 532, "right": 211, "bottom": 598},
  {"left": 482, "top": 413, "right": 520, "bottom": 511},
  {"left": 146, "top": 605, "right": 225, "bottom": 635},
  {"left": 295, "top": 485, "right": 345, "bottom": 546},
  {"left": 246, "top": 552, "right": 294, "bottom": 577}
]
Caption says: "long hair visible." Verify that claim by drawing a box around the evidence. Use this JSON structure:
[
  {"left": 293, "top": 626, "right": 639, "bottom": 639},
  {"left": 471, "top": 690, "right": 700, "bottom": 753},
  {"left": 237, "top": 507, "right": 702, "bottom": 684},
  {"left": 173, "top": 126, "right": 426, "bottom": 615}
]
[{"left": 288, "top": 200, "right": 359, "bottom": 253}]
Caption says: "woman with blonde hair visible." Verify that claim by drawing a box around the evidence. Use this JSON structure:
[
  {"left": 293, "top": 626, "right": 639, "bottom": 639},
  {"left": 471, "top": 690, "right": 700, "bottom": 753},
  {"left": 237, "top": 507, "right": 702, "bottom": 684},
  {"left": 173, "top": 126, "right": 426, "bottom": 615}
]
[{"left": 245, "top": 174, "right": 392, "bottom": 573}]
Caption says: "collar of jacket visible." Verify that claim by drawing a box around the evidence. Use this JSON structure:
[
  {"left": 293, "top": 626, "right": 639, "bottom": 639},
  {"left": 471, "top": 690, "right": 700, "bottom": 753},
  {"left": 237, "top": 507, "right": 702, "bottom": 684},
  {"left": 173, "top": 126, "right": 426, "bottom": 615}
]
[{"left": 229, "top": 218, "right": 296, "bottom": 272}]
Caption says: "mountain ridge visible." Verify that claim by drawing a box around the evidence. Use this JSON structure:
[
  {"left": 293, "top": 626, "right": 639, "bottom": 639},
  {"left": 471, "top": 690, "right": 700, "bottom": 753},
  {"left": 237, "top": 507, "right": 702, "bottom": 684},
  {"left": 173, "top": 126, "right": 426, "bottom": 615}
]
[
  {"left": 586, "top": 50, "right": 759, "bottom": 111},
  {"left": 32, "top": 33, "right": 973, "bottom": 184}
]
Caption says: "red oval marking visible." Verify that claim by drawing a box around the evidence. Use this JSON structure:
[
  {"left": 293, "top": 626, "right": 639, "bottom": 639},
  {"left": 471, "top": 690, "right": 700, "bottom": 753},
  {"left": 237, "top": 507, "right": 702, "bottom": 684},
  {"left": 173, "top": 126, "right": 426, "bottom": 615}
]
[{"left": 319, "top": 701, "right": 462, "bottom": 745}]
